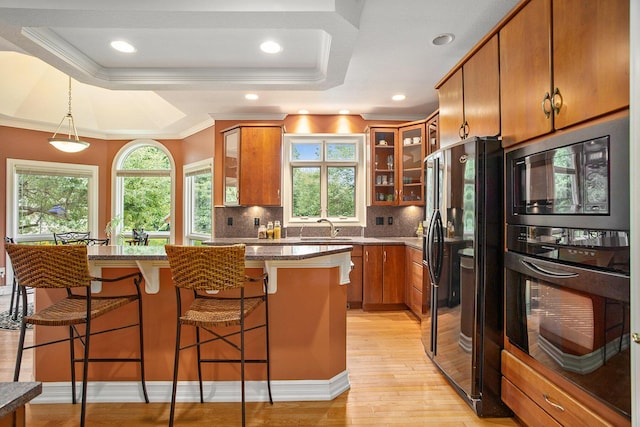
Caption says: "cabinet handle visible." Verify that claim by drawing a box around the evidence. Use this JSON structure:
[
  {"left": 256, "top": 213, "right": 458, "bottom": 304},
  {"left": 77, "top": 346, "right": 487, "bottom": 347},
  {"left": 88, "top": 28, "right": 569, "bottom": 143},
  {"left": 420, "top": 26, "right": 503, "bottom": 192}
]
[
  {"left": 463, "top": 121, "right": 469, "bottom": 138},
  {"left": 551, "top": 87, "right": 563, "bottom": 115},
  {"left": 543, "top": 394, "right": 565, "bottom": 412},
  {"left": 541, "top": 92, "right": 552, "bottom": 118},
  {"left": 458, "top": 123, "right": 466, "bottom": 139},
  {"left": 383, "top": 251, "right": 387, "bottom": 262},
  {"left": 366, "top": 251, "right": 369, "bottom": 262}
]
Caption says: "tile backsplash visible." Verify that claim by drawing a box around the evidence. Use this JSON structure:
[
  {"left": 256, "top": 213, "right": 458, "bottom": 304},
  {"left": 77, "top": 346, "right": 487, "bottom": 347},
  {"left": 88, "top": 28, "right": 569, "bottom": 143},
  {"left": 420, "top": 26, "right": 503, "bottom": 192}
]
[{"left": 214, "top": 205, "right": 424, "bottom": 238}]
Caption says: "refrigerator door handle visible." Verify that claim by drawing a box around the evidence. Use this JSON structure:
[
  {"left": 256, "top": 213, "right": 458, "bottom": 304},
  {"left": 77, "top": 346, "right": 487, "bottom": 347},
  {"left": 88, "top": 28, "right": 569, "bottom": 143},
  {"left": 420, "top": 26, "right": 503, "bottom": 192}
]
[
  {"left": 432, "top": 210, "right": 444, "bottom": 284},
  {"left": 426, "top": 212, "right": 438, "bottom": 284}
]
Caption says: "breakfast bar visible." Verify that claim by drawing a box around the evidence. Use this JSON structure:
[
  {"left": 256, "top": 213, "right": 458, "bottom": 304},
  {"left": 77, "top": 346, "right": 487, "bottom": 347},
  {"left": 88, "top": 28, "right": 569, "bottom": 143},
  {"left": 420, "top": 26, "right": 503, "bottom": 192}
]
[{"left": 30, "top": 244, "right": 353, "bottom": 405}]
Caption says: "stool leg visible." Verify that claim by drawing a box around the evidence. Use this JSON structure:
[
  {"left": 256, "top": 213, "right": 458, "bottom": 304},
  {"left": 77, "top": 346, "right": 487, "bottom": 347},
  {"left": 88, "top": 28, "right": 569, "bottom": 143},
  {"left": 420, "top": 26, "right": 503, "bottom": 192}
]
[
  {"left": 241, "top": 294, "right": 246, "bottom": 427},
  {"left": 196, "top": 326, "right": 204, "bottom": 403},
  {"left": 80, "top": 317, "right": 92, "bottom": 427},
  {"left": 136, "top": 295, "right": 149, "bottom": 403},
  {"left": 69, "top": 326, "right": 77, "bottom": 404},
  {"left": 13, "top": 290, "right": 29, "bottom": 382},
  {"left": 10, "top": 278, "right": 19, "bottom": 321},
  {"left": 264, "top": 291, "right": 273, "bottom": 405},
  {"left": 169, "top": 289, "right": 183, "bottom": 427}
]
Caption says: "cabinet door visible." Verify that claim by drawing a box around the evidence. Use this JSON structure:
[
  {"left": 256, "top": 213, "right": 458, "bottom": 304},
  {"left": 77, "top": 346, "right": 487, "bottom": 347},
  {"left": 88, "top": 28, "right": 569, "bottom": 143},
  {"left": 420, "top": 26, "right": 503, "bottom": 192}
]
[
  {"left": 398, "top": 123, "right": 425, "bottom": 206},
  {"left": 370, "top": 128, "right": 398, "bottom": 205},
  {"left": 363, "top": 245, "right": 383, "bottom": 305},
  {"left": 347, "top": 245, "right": 363, "bottom": 309},
  {"left": 426, "top": 114, "right": 439, "bottom": 154},
  {"left": 382, "top": 245, "right": 405, "bottom": 304},
  {"left": 463, "top": 34, "right": 500, "bottom": 139},
  {"left": 223, "top": 129, "right": 239, "bottom": 205},
  {"left": 239, "top": 126, "right": 282, "bottom": 206},
  {"left": 500, "top": 0, "right": 553, "bottom": 147},
  {"left": 552, "top": 0, "right": 629, "bottom": 129},
  {"left": 438, "top": 69, "right": 464, "bottom": 148}
]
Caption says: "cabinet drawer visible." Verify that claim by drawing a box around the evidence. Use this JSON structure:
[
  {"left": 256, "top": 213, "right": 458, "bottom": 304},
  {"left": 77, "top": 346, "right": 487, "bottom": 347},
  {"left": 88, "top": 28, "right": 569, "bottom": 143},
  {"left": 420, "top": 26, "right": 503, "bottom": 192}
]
[
  {"left": 502, "top": 351, "right": 610, "bottom": 427},
  {"left": 351, "top": 244, "right": 362, "bottom": 257},
  {"left": 407, "top": 246, "right": 422, "bottom": 265},
  {"left": 409, "top": 284, "right": 422, "bottom": 315},
  {"left": 501, "top": 377, "right": 562, "bottom": 427}
]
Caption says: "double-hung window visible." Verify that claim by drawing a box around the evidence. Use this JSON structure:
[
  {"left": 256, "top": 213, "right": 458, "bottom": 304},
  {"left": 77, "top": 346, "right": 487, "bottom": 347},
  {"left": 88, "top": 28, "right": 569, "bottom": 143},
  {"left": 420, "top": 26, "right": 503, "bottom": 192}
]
[
  {"left": 183, "top": 159, "right": 213, "bottom": 245},
  {"left": 283, "top": 134, "right": 366, "bottom": 227}
]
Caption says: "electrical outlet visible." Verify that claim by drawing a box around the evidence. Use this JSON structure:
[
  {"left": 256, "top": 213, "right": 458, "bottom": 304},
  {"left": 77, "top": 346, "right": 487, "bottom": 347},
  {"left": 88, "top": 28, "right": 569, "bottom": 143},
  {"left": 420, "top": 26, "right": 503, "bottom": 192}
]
[
  {"left": 388, "top": 216, "right": 393, "bottom": 225},
  {"left": 254, "top": 217, "right": 260, "bottom": 226},
  {"left": 375, "top": 217, "right": 384, "bottom": 225},
  {"left": 227, "top": 217, "right": 233, "bottom": 226}
]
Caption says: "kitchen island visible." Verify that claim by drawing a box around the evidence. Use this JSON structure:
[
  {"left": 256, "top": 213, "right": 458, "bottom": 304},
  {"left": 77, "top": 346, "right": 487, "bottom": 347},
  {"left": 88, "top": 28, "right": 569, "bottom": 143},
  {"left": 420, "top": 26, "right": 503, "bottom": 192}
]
[{"left": 30, "top": 244, "right": 353, "bottom": 405}]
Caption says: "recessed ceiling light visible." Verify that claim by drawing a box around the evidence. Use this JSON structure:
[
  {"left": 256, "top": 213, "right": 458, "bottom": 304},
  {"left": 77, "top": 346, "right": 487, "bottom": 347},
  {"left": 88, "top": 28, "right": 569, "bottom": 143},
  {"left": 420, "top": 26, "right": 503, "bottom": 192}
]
[
  {"left": 110, "top": 40, "right": 136, "bottom": 53},
  {"left": 432, "top": 33, "right": 455, "bottom": 46},
  {"left": 260, "top": 41, "right": 282, "bottom": 54},
  {"left": 298, "top": 109, "right": 309, "bottom": 114},
  {"left": 339, "top": 109, "right": 350, "bottom": 115},
  {"left": 392, "top": 94, "right": 406, "bottom": 101},
  {"left": 245, "top": 94, "right": 259, "bottom": 100}
]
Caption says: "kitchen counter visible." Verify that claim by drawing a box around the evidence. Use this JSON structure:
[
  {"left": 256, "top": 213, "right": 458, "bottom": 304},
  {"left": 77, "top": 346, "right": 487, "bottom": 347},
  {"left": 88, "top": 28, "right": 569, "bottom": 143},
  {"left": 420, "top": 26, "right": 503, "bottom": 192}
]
[
  {"left": 0, "top": 382, "right": 41, "bottom": 424},
  {"left": 33, "top": 244, "right": 352, "bottom": 405},
  {"left": 205, "top": 236, "right": 424, "bottom": 251}
]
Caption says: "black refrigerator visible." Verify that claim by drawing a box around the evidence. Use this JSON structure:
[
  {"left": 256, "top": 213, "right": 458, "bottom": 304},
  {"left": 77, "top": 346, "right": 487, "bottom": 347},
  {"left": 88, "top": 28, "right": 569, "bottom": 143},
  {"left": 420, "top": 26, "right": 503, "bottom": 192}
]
[{"left": 421, "top": 136, "right": 510, "bottom": 417}]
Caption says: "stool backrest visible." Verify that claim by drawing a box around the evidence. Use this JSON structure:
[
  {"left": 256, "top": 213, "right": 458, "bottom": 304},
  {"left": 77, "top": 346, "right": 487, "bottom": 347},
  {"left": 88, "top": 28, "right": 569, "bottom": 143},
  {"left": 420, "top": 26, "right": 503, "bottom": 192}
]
[
  {"left": 54, "top": 231, "right": 91, "bottom": 245},
  {"left": 5, "top": 244, "right": 93, "bottom": 289},
  {"left": 165, "top": 244, "right": 246, "bottom": 291}
]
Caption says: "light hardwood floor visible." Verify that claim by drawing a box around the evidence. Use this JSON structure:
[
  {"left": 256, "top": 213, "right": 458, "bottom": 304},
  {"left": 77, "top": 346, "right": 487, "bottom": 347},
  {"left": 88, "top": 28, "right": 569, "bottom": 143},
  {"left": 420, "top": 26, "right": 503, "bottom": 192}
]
[{"left": 1, "top": 307, "right": 520, "bottom": 426}]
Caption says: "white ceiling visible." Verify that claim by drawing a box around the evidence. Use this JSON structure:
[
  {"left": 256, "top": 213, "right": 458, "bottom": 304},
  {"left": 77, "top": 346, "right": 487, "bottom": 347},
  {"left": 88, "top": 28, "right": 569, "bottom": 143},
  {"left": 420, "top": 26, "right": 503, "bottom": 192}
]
[{"left": 0, "top": 0, "right": 519, "bottom": 140}]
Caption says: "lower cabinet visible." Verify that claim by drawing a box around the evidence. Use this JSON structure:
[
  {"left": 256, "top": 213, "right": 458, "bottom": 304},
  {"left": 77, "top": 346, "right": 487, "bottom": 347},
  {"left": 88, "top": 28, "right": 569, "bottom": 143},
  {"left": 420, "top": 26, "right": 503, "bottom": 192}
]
[
  {"left": 405, "top": 246, "right": 424, "bottom": 318},
  {"left": 347, "top": 245, "right": 363, "bottom": 309},
  {"left": 363, "top": 245, "right": 405, "bottom": 310},
  {"left": 501, "top": 350, "right": 615, "bottom": 427}
]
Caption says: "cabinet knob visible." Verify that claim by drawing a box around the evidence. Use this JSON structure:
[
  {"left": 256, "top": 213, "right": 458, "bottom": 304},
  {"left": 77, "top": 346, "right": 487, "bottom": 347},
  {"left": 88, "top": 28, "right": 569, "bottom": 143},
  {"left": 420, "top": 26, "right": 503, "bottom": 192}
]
[
  {"left": 541, "top": 92, "right": 552, "bottom": 118},
  {"left": 632, "top": 332, "right": 640, "bottom": 344},
  {"left": 551, "top": 87, "right": 563, "bottom": 115}
]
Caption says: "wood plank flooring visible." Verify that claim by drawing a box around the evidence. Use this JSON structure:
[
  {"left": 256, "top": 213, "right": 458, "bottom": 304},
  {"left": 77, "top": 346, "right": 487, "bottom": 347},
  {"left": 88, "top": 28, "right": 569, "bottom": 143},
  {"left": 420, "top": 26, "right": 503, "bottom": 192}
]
[{"left": 0, "top": 309, "right": 520, "bottom": 426}]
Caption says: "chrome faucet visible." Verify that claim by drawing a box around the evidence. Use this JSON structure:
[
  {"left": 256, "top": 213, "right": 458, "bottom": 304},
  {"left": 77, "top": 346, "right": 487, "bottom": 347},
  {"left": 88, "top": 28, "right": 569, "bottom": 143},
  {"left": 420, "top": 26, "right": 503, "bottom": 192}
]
[{"left": 317, "top": 218, "right": 339, "bottom": 238}]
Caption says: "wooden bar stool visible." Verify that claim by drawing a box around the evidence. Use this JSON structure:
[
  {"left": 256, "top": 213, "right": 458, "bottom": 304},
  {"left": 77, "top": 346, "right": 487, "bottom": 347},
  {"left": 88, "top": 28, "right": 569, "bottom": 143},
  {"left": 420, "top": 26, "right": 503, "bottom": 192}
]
[
  {"left": 5, "top": 243, "right": 149, "bottom": 427},
  {"left": 165, "top": 244, "right": 272, "bottom": 427}
]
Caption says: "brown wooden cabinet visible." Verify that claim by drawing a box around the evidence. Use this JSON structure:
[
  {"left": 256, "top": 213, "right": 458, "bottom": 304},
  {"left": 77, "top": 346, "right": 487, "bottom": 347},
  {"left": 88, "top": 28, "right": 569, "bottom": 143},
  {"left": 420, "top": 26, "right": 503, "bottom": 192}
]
[
  {"left": 500, "top": 0, "right": 629, "bottom": 147},
  {"left": 363, "top": 245, "right": 405, "bottom": 310},
  {"left": 501, "top": 350, "right": 622, "bottom": 427},
  {"left": 437, "top": 35, "right": 500, "bottom": 148},
  {"left": 368, "top": 127, "right": 399, "bottom": 205},
  {"left": 398, "top": 122, "right": 425, "bottom": 205},
  {"left": 223, "top": 124, "right": 282, "bottom": 206},
  {"left": 347, "top": 245, "right": 363, "bottom": 309},
  {"left": 405, "top": 246, "right": 424, "bottom": 318}
]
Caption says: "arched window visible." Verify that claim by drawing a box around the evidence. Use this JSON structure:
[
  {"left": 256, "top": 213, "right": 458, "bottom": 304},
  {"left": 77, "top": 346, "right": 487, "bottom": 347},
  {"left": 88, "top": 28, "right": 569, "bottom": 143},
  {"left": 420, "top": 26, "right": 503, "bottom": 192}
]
[{"left": 111, "top": 140, "right": 175, "bottom": 245}]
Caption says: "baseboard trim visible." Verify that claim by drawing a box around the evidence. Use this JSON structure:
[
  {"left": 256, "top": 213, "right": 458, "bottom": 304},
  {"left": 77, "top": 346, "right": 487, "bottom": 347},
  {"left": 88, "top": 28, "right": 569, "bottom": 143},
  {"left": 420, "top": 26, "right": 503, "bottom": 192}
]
[{"left": 31, "top": 370, "right": 350, "bottom": 404}]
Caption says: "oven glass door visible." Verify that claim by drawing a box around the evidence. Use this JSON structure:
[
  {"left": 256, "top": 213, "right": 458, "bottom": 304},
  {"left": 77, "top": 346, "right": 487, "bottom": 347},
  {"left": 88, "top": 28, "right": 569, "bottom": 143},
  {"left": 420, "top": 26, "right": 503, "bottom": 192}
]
[{"left": 505, "top": 254, "right": 630, "bottom": 417}]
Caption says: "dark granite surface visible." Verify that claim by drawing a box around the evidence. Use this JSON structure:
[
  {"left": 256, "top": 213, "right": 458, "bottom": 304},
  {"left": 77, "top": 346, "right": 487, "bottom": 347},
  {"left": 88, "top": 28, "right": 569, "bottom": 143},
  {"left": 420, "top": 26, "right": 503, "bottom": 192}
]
[
  {"left": 86, "top": 244, "right": 353, "bottom": 261},
  {"left": 0, "top": 382, "right": 41, "bottom": 418}
]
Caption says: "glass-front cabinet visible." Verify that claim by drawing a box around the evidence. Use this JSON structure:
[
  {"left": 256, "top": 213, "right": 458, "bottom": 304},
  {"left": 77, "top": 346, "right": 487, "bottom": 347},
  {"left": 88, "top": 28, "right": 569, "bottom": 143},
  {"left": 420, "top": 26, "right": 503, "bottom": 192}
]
[
  {"left": 223, "top": 128, "right": 239, "bottom": 205},
  {"left": 369, "top": 127, "right": 398, "bottom": 205},
  {"left": 398, "top": 122, "right": 425, "bottom": 205}
]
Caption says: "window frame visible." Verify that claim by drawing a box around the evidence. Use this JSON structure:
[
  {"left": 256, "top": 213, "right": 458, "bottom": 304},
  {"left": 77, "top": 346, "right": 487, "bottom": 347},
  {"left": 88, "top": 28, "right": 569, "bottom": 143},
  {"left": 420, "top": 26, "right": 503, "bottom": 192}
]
[
  {"left": 283, "top": 133, "right": 366, "bottom": 227},
  {"left": 6, "top": 158, "right": 99, "bottom": 243},
  {"left": 111, "top": 139, "right": 176, "bottom": 245},
  {"left": 183, "top": 158, "right": 213, "bottom": 245}
]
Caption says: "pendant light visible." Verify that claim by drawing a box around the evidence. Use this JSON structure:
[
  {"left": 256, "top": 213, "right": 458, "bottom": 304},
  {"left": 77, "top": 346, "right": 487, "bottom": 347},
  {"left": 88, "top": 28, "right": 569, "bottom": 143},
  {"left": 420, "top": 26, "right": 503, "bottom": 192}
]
[{"left": 48, "top": 76, "right": 90, "bottom": 153}]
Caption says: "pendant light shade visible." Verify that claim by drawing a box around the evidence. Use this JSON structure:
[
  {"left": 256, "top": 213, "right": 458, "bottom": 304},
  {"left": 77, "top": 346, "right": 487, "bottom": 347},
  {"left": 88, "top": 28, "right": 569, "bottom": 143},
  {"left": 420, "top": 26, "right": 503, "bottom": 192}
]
[{"left": 49, "top": 76, "right": 90, "bottom": 153}]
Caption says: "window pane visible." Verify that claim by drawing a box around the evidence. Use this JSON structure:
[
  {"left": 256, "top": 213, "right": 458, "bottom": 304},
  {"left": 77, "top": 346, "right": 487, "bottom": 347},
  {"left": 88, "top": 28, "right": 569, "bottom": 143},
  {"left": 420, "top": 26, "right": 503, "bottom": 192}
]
[
  {"left": 327, "top": 167, "right": 355, "bottom": 217},
  {"left": 122, "top": 146, "right": 170, "bottom": 169},
  {"left": 192, "top": 173, "right": 212, "bottom": 234},
  {"left": 18, "top": 173, "right": 89, "bottom": 235},
  {"left": 291, "top": 143, "right": 321, "bottom": 161},
  {"left": 292, "top": 167, "right": 320, "bottom": 217},
  {"left": 326, "top": 143, "right": 356, "bottom": 161},
  {"left": 123, "top": 176, "right": 171, "bottom": 232}
]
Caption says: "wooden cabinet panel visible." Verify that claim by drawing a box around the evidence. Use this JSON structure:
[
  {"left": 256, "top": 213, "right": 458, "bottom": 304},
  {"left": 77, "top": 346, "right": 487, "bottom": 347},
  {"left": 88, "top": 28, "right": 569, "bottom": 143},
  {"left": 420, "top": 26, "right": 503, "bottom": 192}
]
[
  {"left": 363, "top": 245, "right": 405, "bottom": 309},
  {"left": 502, "top": 350, "right": 612, "bottom": 427},
  {"left": 398, "top": 123, "right": 425, "bottom": 205},
  {"left": 347, "top": 245, "right": 363, "bottom": 309},
  {"left": 552, "top": 0, "right": 629, "bottom": 129},
  {"left": 405, "top": 246, "right": 424, "bottom": 317},
  {"left": 238, "top": 126, "right": 282, "bottom": 206},
  {"left": 369, "top": 127, "right": 399, "bottom": 205},
  {"left": 499, "top": 0, "right": 553, "bottom": 146},
  {"left": 462, "top": 34, "right": 500, "bottom": 138},
  {"left": 382, "top": 245, "right": 405, "bottom": 304},
  {"left": 438, "top": 69, "right": 464, "bottom": 148},
  {"left": 501, "top": 376, "right": 562, "bottom": 427}
]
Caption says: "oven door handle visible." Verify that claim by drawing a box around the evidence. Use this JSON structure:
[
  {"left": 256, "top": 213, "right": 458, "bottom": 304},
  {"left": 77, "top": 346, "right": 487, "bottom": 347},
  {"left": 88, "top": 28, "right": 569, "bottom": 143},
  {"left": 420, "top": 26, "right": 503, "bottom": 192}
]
[{"left": 520, "top": 259, "right": 579, "bottom": 278}]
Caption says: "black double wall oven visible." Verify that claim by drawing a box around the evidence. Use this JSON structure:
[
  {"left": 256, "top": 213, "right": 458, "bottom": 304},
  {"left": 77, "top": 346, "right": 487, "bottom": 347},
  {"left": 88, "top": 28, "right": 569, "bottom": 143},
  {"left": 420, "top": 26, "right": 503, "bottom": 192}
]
[{"left": 505, "top": 116, "right": 630, "bottom": 419}]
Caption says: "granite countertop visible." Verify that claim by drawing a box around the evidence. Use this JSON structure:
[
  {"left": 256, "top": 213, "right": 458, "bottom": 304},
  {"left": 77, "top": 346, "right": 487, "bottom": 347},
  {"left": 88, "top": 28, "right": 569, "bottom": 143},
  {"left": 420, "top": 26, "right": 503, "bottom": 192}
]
[
  {"left": 0, "top": 382, "right": 41, "bottom": 418},
  {"left": 86, "top": 243, "right": 353, "bottom": 261},
  {"left": 205, "top": 236, "right": 425, "bottom": 251}
]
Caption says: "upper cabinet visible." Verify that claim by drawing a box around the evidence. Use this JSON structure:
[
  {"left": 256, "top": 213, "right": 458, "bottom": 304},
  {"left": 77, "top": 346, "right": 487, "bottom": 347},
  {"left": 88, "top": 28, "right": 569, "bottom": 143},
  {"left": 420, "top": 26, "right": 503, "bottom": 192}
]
[
  {"left": 223, "top": 125, "right": 283, "bottom": 206},
  {"left": 398, "top": 122, "right": 425, "bottom": 205},
  {"left": 438, "top": 35, "right": 500, "bottom": 148},
  {"left": 500, "top": 0, "right": 629, "bottom": 147},
  {"left": 369, "top": 127, "right": 399, "bottom": 205}
]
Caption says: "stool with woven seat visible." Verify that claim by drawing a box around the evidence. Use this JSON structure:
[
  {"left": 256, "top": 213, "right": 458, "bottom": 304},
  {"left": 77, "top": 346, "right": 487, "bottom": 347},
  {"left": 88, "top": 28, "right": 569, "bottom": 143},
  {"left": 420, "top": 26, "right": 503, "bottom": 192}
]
[
  {"left": 164, "top": 244, "right": 272, "bottom": 427},
  {"left": 5, "top": 243, "right": 149, "bottom": 427}
]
